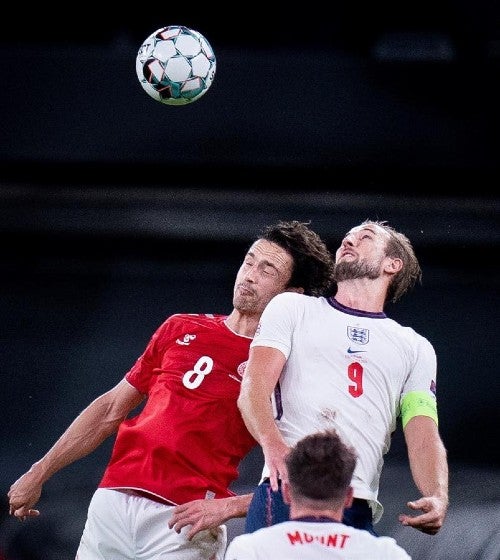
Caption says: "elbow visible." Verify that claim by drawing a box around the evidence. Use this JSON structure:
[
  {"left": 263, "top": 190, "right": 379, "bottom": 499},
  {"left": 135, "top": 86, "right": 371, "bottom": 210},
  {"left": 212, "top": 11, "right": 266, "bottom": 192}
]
[
  {"left": 237, "top": 382, "right": 252, "bottom": 422},
  {"left": 236, "top": 392, "right": 245, "bottom": 416}
]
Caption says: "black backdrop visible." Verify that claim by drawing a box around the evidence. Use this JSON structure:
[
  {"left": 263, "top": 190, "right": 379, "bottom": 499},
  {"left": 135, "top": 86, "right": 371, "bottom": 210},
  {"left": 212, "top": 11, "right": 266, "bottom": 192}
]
[
  {"left": 0, "top": 1, "right": 499, "bottom": 194},
  {"left": 1, "top": 4, "right": 499, "bottom": 558}
]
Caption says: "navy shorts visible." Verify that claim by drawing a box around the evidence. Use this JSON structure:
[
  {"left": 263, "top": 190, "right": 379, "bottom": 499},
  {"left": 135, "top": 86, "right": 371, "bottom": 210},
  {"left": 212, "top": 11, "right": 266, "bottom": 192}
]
[{"left": 245, "top": 480, "right": 377, "bottom": 536}]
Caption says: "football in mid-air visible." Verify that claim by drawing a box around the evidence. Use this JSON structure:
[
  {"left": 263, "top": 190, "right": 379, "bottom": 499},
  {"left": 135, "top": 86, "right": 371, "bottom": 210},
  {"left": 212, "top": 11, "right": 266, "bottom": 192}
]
[{"left": 136, "top": 25, "right": 216, "bottom": 106}]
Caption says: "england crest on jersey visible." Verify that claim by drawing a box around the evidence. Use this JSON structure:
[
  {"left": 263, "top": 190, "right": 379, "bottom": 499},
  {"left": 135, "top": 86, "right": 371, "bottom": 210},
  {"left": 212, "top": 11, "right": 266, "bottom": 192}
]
[{"left": 347, "top": 326, "right": 369, "bottom": 345}]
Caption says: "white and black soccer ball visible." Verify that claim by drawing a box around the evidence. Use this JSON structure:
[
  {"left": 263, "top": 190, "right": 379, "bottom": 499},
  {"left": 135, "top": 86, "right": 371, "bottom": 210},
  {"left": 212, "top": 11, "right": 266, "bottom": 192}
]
[{"left": 136, "top": 25, "right": 216, "bottom": 106}]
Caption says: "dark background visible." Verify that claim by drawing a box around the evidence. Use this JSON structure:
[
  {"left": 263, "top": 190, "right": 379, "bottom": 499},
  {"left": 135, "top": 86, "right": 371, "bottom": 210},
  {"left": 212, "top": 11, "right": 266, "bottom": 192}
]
[
  {"left": 0, "top": 1, "right": 499, "bottom": 193},
  {"left": 0, "top": 3, "right": 499, "bottom": 559}
]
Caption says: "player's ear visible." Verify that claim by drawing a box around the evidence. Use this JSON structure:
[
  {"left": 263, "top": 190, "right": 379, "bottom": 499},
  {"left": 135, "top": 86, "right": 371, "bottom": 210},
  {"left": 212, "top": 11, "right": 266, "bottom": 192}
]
[
  {"left": 282, "top": 481, "right": 292, "bottom": 505},
  {"left": 384, "top": 257, "right": 403, "bottom": 275},
  {"left": 344, "top": 486, "right": 354, "bottom": 509},
  {"left": 286, "top": 286, "right": 304, "bottom": 294}
]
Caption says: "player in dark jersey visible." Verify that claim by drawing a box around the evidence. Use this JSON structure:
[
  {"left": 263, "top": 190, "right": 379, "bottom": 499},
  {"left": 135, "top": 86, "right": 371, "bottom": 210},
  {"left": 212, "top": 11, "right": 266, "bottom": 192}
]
[{"left": 8, "top": 220, "right": 334, "bottom": 560}]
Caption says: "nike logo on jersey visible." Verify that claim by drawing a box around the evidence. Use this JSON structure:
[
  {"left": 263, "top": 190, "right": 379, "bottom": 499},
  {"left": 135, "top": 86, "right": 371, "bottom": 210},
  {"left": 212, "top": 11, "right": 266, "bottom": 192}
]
[
  {"left": 347, "top": 347, "right": 366, "bottom": 354},
  {"left": 176, "top": 334, "right": 196, "bottom": 345}
]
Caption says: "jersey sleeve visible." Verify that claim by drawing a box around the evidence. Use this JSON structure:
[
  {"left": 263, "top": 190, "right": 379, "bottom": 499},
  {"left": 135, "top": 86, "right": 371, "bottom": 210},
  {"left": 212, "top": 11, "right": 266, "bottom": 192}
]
[
  {"left": 125, "top": 318, "right": 172, "bottom": 394},
  {"left": 399, "top": 330, "right": 439, "bottom": 425},
  {"left": 401, "top": 331, "right": 437, "bottom": 397},
  {"left": 250, "top": 292, "right": 303, "bottom": 358}
]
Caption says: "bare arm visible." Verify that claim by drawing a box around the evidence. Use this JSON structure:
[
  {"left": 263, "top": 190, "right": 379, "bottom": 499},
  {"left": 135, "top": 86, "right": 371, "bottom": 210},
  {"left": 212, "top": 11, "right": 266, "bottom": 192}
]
[
  {"left": 237, "top": 345, "right": 289, "bottom": 491},
  {"left": 8, "top": 379, "right": 144, "bottom": 520},
  {"left": 399, "top": 415, "right": 449, "bottom": 534},
  {"left": 169, "top": 493, "right": 253, "bottom": 540}
]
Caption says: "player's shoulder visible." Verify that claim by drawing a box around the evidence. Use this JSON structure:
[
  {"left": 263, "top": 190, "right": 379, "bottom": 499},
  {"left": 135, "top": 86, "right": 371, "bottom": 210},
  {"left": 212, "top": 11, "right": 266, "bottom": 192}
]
[
  {"left": 158, "top": 313, "right": 227, "bottom": 334},
  {"left": 270, "top": 291, "right": 325, "bottom": 307},
  {"left": 168, "top": 312, "right": 226, "bottom": 324},
  {"left": 224, "top": 532, "right": 255, "bottom": 555},
  {"left": 341, "top": 525, "right": 410, "bottom": 559},
  {"left": 384, "top": 316, "right": 433, "bottom": 345},
  {"left": 226, "top": 525, "right": 286, "bottom": 556},
  {"left": 375, "top": 535, "right": 412, "bottom": 559}
]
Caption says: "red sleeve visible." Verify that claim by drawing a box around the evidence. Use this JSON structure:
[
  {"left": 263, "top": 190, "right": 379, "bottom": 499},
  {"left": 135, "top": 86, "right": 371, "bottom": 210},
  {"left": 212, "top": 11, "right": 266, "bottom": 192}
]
[{"left": 125, "top": 319, "right": 170, "bottom": 394}]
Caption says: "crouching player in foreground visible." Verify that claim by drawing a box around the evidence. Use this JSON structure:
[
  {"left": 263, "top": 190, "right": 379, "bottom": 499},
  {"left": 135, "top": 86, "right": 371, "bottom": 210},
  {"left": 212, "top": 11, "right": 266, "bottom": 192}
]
[{"left": 225, "top": 429, "right": 412, "bottom": 559}]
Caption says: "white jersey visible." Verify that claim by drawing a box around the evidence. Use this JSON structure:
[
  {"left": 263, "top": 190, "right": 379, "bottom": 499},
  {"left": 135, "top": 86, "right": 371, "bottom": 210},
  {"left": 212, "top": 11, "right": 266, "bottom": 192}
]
[
  {"left": 224, "top": 519, "right": 411, "bottom": 559},
  {"left": 251, "top": 293, "right": 437, "bottom": 522}
]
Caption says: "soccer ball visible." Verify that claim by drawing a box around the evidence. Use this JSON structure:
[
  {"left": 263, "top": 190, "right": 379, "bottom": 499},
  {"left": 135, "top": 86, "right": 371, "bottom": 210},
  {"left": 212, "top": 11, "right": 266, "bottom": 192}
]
[{"left": 136, "top": 25, "right": 216, "bottom": 106}]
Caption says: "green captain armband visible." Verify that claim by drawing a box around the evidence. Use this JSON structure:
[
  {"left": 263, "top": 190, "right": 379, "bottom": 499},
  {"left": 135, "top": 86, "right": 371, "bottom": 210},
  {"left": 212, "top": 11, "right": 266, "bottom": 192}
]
[{"left": 400, "top": 391, "right": 438, "bottom": 429}]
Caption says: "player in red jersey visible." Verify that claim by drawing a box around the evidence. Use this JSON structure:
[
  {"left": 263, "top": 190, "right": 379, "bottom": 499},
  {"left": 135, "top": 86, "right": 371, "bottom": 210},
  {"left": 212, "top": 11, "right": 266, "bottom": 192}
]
[{"left": 8, "top": 221, "right": 334, "bottom": 560}]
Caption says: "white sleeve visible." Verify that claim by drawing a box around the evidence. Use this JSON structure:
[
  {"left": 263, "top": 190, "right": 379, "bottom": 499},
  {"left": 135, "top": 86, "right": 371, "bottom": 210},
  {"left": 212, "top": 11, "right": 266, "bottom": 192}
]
[
  {"left": 250, "top": 292, "right": 302, "bottom": 358},
  {"left": 401, "top": 330, "right": 437, "bottom": 398}
]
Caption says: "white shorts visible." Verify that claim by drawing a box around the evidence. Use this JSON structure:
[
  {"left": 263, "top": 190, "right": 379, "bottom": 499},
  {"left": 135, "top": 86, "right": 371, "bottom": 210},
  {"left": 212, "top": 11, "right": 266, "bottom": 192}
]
[{"left": 75, "top": 488, "right": 227, "bottom": 560}]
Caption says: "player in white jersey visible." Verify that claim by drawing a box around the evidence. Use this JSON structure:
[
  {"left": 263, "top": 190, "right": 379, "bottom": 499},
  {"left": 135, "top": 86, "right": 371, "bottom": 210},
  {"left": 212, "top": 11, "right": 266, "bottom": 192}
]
[
  {"left": 238, "top": 220, "right": 449, "bottom": 537},
  {"left": 225, "top": 429, "right": 411, "bottom": 560}
]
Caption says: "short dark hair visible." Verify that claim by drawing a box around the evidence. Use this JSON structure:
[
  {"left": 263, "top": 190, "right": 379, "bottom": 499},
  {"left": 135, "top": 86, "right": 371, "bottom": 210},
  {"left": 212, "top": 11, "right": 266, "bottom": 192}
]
[
  {"left": 286, "top": 429, "right": 357, "bottom": 507},
  {"left": 260, "top": 220, "right": 334, "bottom": 296}
]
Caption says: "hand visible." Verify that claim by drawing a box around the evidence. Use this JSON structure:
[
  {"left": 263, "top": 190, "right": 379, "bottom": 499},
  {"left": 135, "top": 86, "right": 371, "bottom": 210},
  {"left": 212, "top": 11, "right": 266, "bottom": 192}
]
[
  {"left": 8, "top": 470, "right": 43, "bottom": 521},
  {"left": 168, "top": 498, "right": 230, "bottom": 541},
  {"left": 263, "top": 440, "right": 290, "bottom": 491},
  {"left": 398, "top": 495, "right": 448, "bottom": 535}
]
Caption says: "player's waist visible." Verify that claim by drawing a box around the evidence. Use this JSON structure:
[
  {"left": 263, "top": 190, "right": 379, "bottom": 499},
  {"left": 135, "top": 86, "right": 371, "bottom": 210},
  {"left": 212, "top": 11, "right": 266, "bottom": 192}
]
[
  {"left": 115, "top": 488, "right": 176, "bottom": 506},
  {"left": 261, "top": 478, "right": 369, "bottom": 509},
  {"left": 100, "top": 477, "right": 236, "bottom": 504}
]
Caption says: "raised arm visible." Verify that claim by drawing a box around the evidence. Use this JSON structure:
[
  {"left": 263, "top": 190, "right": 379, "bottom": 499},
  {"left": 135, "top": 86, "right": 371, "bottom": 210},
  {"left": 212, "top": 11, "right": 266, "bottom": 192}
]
[
  {"left": 399, "top": 415, "right": 449, "bottom": 534},
  {"left": 237, "top": 345, "right": 289, "bottom": 491},
  {"left": 8, "top": 379, "right": 144, "bottom": 520}
]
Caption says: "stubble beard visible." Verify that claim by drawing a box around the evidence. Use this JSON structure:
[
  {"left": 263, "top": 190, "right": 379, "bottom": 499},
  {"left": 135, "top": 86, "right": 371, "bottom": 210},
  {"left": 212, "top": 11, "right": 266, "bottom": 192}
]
[
  {"left": 333, "top": 258, "right": 381, "bottom": 282},
  {"left": 234, "top": 298, "right": 255, "bottom": 314},
  {"left": 233, "top": 290, "right": 261, "bottom": 315}
]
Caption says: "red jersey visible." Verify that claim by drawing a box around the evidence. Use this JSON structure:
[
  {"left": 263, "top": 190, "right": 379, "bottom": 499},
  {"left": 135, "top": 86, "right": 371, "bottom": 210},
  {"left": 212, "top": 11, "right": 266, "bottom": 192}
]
[{"left": 99, "top": 313, "right": 257, "bottom": 505}]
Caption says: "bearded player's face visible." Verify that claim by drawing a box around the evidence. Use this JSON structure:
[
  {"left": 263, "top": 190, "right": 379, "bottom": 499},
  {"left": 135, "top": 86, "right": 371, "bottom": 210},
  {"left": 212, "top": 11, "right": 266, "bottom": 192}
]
[{"left": 333, "top": 224, "right": 389, "bottom": 282}]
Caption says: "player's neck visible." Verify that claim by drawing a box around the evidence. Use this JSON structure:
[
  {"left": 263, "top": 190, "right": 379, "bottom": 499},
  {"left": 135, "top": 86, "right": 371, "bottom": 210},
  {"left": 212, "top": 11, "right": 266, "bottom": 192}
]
[
  {"left": 224, "top": 310, "right": 259, "bottom": 338},
  {"left": 291, "top": 506, "right": 343, "bottom": 523},
  {"left": 334, "top": 280, "right": 386, "bottom": 313}
]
